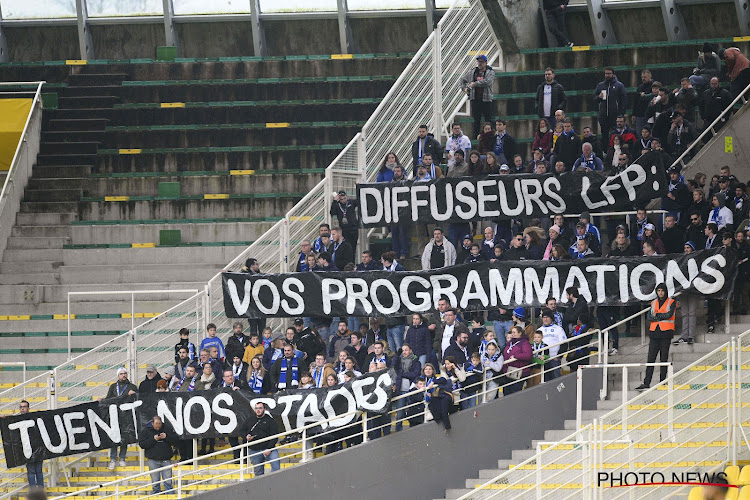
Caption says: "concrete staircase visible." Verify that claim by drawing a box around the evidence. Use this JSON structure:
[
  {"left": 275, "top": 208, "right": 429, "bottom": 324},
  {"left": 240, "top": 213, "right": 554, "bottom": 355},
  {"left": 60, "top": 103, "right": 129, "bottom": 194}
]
[{"left": 438, "top": 313, "right": 750, "bottom": 500}]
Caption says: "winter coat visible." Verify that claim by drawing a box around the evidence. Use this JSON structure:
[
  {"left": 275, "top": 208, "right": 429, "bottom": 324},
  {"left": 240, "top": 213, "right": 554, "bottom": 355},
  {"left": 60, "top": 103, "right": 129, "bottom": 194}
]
[
  {"left": 593, "top": 76, "right": 627, "bottom": 118},
  {"left": 242, "top": 343, "right": 265, "bottom": 365},
  {"left": 411, "top": 133, "right": 444, "bottom": 167},
  {"left": 139, "top": 421, "right": 177, "bottom": 461},
  {"left": 394, "top": 354, "right": 422, "bottom": 393},
  {"left": 460, "top": 65, "right": 495, "bottom": 102},
  {"left": 138, "top": 374, "right": 163, "bottom": 394},
  {"left": 532, "top": 130, "right": 554, "bottom": 156},
  {"left": 404, "top": 322, "right": 432, "bottom": 358},
  {"left": 553, "top": 131, "right": 582, "bottom": 170},
  {"left": 421, "top": 238, "right": 457, "bottom": 270},
  {"left": 328, "top": 330, "right": 352, "bottom": 360},
  {"left": 700, "top": 86, "right": 731, "bottom": 123},
  {"left": 105, "top": 380, "right": 137, "bottom": 400},
  {"left": 241, "top": 412, "right": 279, "bottom": 451},
  {"left": 225, "top": 334, "right": 250, "bottom": 364},
  {"left": 695, "top": 53, "right": 721, "bottom": 79},
  {"left": 535, "top": 80, "right": 567, "bottom": 117},
  {"left": 501, "top": 337, "right": 533, "bottom": 377}
]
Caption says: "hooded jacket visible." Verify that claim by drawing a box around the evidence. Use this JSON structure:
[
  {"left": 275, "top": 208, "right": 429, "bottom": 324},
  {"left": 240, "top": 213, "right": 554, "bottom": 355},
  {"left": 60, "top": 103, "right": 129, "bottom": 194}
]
[
  {"left": 421, "top": 238, "right": 457, "bottom": 270},
  {"left": 708, "top": 193, "right": 734, "bottom": 230},
  {"left": 535, "top": 79, "right": 567, "bottom": 117},
  {"left": 327, "top": 329, "right": 352, "bottom": 360},
  {"left": 393, "top": 353, "right": 422, "bottom": 393},
  {"left": 460, "top": 65, "right": 495, "bottom": 102},
  {"left": 404, "top": 321, "right": 432, "bottom": 358},
  {"left": 138, "top": 373, "right": 163, "bottom": 394},
  {"left": 501, "top": 336, "right": 533, "bottom": 377},
  {"left": 646, "top": 284, "right": 677, "bottom": 338},
  {"left": 411, "top": 133, "right": 444, "bottom": 167},
  {"left": 225, "top": 333, "right": 250, "bottom": 364}
]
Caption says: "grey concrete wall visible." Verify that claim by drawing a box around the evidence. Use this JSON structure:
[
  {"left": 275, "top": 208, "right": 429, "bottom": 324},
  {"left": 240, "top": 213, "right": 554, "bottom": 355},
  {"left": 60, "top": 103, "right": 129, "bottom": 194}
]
[
  {"left": 682, "top": 3, "right": 740, "bottom": 39},
  {"left": 90, "top": 24, "right": 166, "bottom": 60},
  {"left": 566, "top": 11, "right": 595, "bottom": 47},
  {"left": 193, "top": 368, "right": 603, "bottom": 500},
  {"left": 350, "top": 17, "right": 426, "bottom": 54},
  {"left": 176, "top": 22, "right": 254, "bottom": 58},
  {"left": 264, "top": 19, "right": 340, "bottom": 56},
  {"left": 4, "top": 26, "right": 79, "bottom": 61},
  {"left": 496, "top": 0, "right": 545, "bottom": 50},
  {"left": 686, "top": 104, "right": 750, "bottom": 185},
  {"left": 609, "top": 8, "right": 666, "bottom": 43}
]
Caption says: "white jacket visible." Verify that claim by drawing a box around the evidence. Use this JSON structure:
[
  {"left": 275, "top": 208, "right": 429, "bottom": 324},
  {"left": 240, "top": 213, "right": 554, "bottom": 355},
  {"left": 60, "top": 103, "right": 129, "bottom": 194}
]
[{"left": 421, "top": 238, "right": 457, "bottom": 271}]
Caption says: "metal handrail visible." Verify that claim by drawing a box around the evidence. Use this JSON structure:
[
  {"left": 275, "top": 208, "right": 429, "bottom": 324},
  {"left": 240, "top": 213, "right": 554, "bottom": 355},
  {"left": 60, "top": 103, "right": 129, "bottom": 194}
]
[{"left": 672, "top": 79, "right": 750, "bottom": 171}]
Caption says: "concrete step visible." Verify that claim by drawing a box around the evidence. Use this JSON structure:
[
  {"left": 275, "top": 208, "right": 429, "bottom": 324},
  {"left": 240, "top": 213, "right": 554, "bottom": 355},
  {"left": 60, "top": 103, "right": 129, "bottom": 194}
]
[
  {"left": 0, "top": 273, "right": 61, "bottom": 285},
  {"left": 15, "top": 212, "right": 78, "bottom": 226},
  {"left": 57, "top": 262, "right": 223, "bottom": 285},
  {"left": 58, "top": 96, "right": 121, "bottom": 109},
  {"left": 24, "top": 188, "right": 83, "bottom": 202},
  {"left": 28, "top": 177, "right": 87, "bottom": 190},
  {"left": 6, "top": 236, "right": 70, "bottom": 249},
  {"left": 0, "top": 317, "right": 161, "bottom": 335},
  {"left": 0, "top": 299, "right": 179, "bottom": 315},
  {"left": 36, "top": 153, "right": 98, "bottom": 166},
  {"left": 48, "top": 118, "right": 110, "bottom": 131},
  {"left": 10, "top": 225, "right": 72, "bottom": 238},
  {"left": 60, "top": 245, "right": 245, "bottom": 265},
  {"left": 81, "top": 173, "right": 323, "bottom": 197},
  {"left": 69, "top": 220, "right": 275, "bottom": 245},
  {"left": 79, "top": 197, "right": 300, "bottom": 220},
  {"left": 0, "top": 260, "right": 63, "bottom": 274},
  {"left": 31, "top": 165, "right": 92, "bottom": 178},
  {"left": 43, "top": 130, "right": 106, "bottom": 144},
  {"left": 39, "top": 141, "right": 98, "bottom": 155},
  {"left": 0, "top": 281, "right": 207, "bottom": 303},
  {"left": 67, "top": 73, "right": 128, "bottom": 86},
  {"left": 3, "top": 248, "right": 63, "bottom": 262},
  {"left": 19, "top": 201, "right": 78, "bottom": 213}
]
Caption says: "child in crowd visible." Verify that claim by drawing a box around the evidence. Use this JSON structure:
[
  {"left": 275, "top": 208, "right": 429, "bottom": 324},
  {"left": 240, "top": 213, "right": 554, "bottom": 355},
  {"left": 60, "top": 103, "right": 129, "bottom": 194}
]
[
  {"left": 462, "top": 352, "right": 484, "bottom": 407},
  {"left": 478, "top": 330, "right": 497, "bottom": 358},
  {"left": 174, "top": 328, "right": 196, "bottom": 363},
  {"left": 528, "top": 331, "right": 550, "bottom": 387},
  {"left": 406, "top": 377, "right": 428, "bottom": 427},
  {"left": 200, "top": 323, "right": 226, "bottom": 362},
  {"left": 481, "top": 340, "right": 503, "bottom": 401},
  {"left": 261, "top": 327, "right": 273, "bottom": 349}
]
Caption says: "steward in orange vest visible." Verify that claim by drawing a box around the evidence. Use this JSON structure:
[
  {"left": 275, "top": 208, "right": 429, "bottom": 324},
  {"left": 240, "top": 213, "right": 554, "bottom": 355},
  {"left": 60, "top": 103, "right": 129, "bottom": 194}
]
[{"left": 637, "top": 283, "right": 678, "bottom": 391}]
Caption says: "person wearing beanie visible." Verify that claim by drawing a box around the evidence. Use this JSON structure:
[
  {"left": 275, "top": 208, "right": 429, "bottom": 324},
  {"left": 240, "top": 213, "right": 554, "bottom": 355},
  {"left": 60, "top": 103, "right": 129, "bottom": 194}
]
[
  {"left": 162, "top": 365, "right": 175, "bottom": 390},
  {"left": 457, "top": 234, "right": 473, "bottom": 264},
  {"left": 690, "top": 43, "right": 721, "bottom": 88},
  {"left": 718, "top": 46, "right": 750, "bottom": 99},
  {"left": 511, "top": 307, "right": 535, "bottom": 342},
  {"left": 543, "top": 224, "right": 562, "bottom": 260},
  {"left": 637, "top": 284, "right": 677, "bottom": 391},
  {"left": 733, "top": 183, "right": 749, "bottom": 222},
  {"left": 105, "top": 367, "right": 137, "bottom": 469},
  {"left": 708, "top": 192, "right": 734, "bottom": 231}
]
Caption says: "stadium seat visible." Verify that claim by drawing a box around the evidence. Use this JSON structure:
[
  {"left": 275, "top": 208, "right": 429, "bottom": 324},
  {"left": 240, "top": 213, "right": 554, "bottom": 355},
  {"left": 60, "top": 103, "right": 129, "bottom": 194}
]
[
  {"left": 727, "top": 465, "right": 741, "bottom": 485},
  {"left": 738, "top": 485, "right": 750, "bottom": 500},
  {"left": 687, "top": 486, "right": 703, "bottom": 500},
  {"left": 739, "top": 466, "right": 750, "bottom": 486}
]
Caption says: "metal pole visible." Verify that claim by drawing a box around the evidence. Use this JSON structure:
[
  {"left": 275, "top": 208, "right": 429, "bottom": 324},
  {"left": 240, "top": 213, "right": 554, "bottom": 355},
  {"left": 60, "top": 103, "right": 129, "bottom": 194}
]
[
  {"left": 621, "top": 366, "right": 628, "bottom": 436},
  {"left": 193, "top": 440, "right": 198, "bottom": 471},
  {"left": 177, "top": 465, "right": 182, "bottom": 498},
  {"left": 602, "top": 330, "right": 609, "bottom": 400},
  {"left": 576, "top": 367, "right": 583, "bottom": 433},
  {"left": 67, "top": 293, "right": 72, "bottom": 360},
  {"left": 301, "top": 428, "right": 309, "bottom": 463},
  {"left": 362, "top": 412, "right": 369, "bottom": 443},
  {"left": 432, "top": 23, "right": 442, "bottom": 142},
  {"left": 667, "top": 364, "right": 674, "bottom": 439},
  {"left": 139, "top": 449, "right": 144, "bottom": 473},
  {"left": 725, "top": 300, "right": 731, "bottom": 335},
  {"left": 640, "top": 314, "right": 646, "bottom": 346},
  {"left": 535, "top": 442, "right": 542, "bottom": 500}
]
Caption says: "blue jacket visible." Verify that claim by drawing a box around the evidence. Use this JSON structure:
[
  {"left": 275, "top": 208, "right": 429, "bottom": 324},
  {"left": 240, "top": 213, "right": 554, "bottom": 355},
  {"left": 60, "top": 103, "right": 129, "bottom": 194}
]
[
  {"left": 404, "top": 322, "right": 432, "bottom": 358},
  {"left": 377, "top": 168, "right": 395, "bottom": 183}
]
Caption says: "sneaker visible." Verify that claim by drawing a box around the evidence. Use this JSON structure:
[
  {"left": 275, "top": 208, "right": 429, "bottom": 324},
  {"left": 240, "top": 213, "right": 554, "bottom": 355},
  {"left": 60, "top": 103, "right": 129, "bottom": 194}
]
[
  {"left": 608, "top": 348, "right": 618, "bottom": 355},
  {"left": 108, "top": 461, "right": 116, "bottom": 470},
  {"left": 673, "top": 338, "right": 687, "bottom": 345},
  {"left": 118, "top": 460, "right": 126, "bottom": 468},
  {"left": 635, "top": 384, "right": 649, "bottom": 392},
  {"left": 687, "top": 338, "right": 694, "bottom": 345},
  {"left": 567, "top": 42, "right": 574, "bottom": 48},
  {"left": 707, "top": 325, "right": 715, "bottom": 333}
]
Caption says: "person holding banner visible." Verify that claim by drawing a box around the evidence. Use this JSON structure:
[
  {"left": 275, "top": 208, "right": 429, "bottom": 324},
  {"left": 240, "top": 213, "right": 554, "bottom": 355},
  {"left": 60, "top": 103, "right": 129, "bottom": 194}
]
[
  {"left": 139, "top": 415, "right": 177, "bottom": 495},
  {"left": 105, "top": 367, "right": 137, "bottom": 470},
  {"left": 637, "top": 284, "right": 677, "bottom": 391},
  {"left": 16, "top": 400, "right": 44, "bottom": 490},
  {"left": 242, "top": 403, "right": 281, "bottom": 476}
]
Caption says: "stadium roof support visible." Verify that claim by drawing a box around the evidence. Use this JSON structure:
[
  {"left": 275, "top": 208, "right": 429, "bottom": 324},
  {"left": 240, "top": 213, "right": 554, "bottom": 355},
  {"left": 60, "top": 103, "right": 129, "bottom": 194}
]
[
  {"left": 660, "top": 0, "right": 689, "bottom": 41},
  {"left": 75, "top": 0, "right": 95, "bottom": 60},
  {"left": 586, "top": 0, "right": 618, "bottom": 45},
  {"left": 162, "top": 0, "right": 180, "bottom": 56}
]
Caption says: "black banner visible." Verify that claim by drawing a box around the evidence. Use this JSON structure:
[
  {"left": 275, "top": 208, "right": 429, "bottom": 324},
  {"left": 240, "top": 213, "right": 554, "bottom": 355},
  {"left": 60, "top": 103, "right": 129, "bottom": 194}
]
[
  {"left": 357, "top": 152, "right": 666, "bottom": 226},
  {"left": 222, "top": 249, "right": 737, "bottom": 319},
  {"left": 1, "top": 370, "right": 393, "bottom": 469}
]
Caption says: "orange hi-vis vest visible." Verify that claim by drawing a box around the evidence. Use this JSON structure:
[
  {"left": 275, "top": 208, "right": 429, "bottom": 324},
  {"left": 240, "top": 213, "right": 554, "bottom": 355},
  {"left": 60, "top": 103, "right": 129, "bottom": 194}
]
[{"left": 649, "top": 297, "right": 676, "bottom": 331}]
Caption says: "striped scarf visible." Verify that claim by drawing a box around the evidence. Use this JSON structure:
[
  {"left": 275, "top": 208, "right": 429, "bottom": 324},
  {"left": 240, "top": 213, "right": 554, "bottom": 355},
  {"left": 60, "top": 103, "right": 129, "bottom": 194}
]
[
  {"left": 249, "top": 370, "right": 264, "bottom": 394},
  {"left": 278, "top": 357, "right": 299, "bottom": 389},
  {"left": 174, "top": 374, "right": 196, "bottom": 392},
  {"left": 311, "top": 366, "right": 325, "bottom": 388}
]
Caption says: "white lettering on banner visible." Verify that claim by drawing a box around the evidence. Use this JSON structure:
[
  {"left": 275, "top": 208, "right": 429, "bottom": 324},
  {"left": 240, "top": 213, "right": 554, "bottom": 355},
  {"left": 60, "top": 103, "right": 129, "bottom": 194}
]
[
  {"left": 630, "top": 263, "right": 664, "bottom": 301},
  {"left": 523, "top": 267, "right": 560, "bottom": 305},
  {"left": 88, "top": 406, "right": 121, "bottom": 448},
  {"left": 158, "top": 397, "right": 184, "bottom": 435},
  {"left": 277, "top": 394, "right": 304, "bottom": 433},
  {"left": 695, "top": 255, "right": 726, "bottom": 294},
  {"left": 383, "top": 185, "right": 391, "bottom": 225},
  {"left": 352, "top": 372, "right": 392, "bottom": 411},
  {"left": 370, "top": 279, "right": 401, "bottom": 315},
  {"left": 477, "top": 179, "right": 500, "bottom": 217},
  {"left": 183, "top": 397, "right": 212, "bottom": 435},
  {"left": 410, "top": 184, "right": 429, "bottom": 222},
  {"left": 430, "top": 274, "right": 460, "bottom": 307},
  {"left": 346, "top": 277, "right": 372, "bottom": 315},
  {"left": 295, "top": 394, "right": 327, "bottom": 429},
  {"left": 665, "top": 259, "right": 694, "bottom": 296},
  {"left": 454, "top": 181, "right": 477, "bottom": 219},
  {"left": 618, "top": 264, "right": 630, "bottom": 303},
  {"left": 543, "top": 177, "right": 566, "bottom": 212},
  {"left": 391, "top": 186, "right": 410, "bottom": 223},
  {"left": 227, "top": 279, "right": 252, "bottom": 316},
  {"left": 521, "top": 179, "right": 546, "bottom": 215},
  {"left": 38, "top": 416, "right": 66, "bottom": 454},
  {"left": 322, "top": 387, "right": 357, "bottom": 428},
  {"left": 119, "top": 400, "right": 142, "bottom": 439},
  {"left": 460, "top": 270, "right": 489, "bottom": 309},
  {"left": 212, "top": 393, "right": 237, "bottom": 434},
  {"left": 281, "top": 278, "right": 305, "bottom": 316},
  {"left": 586, "top": 265, "right": 617, "bottom": 304},
  {"left": 322, "top": 279, "right": 346, "bottom": 315},
  {"left": 488, "top": 268, "right": 524, "bottom": 306},
  {"left": 252, "top": 279, "right": 280, "bottom": 315},
  {"left": 359, "top": 187, "right": 383, "bottom": 225},
  {"left": 7, "top": 420, "right": 35, "bottom": 459},
  {"left": 429, "top": 184, "right": 453, "bottom": 221},
  {"left": 400, "top": 276, "right": 432, "bottom": 311},
  {"left": 561, "top": 266, "right": 592, "bottom": 303},
  {"left": 63, "top": 412, "right": 89, "bottom": 451},
  {"left": 497, "top": 179, "right": 524, "bottom": 217}
]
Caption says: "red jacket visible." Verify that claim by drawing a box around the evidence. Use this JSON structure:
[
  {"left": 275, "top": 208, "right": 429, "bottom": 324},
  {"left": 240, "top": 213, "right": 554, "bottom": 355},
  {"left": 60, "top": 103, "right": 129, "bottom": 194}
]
[
  {"left": 502, "top": 337, "right": 533, "bottom": 377},
  {"left": 532, "top": 130, "right": 553, "bottom": 155}
]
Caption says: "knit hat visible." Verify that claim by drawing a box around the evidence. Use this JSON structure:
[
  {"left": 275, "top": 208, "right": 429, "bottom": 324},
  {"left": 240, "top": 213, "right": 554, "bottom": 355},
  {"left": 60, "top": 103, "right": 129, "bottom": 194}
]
[
  {"left": 702, "top": 42, "right": 714, "bottom": 53},
  {"left": 713, "top": 192, "right": 726, "bottom": 207},
  {"left": 163, "top": 366, "right": 175, "bottom": 376},
  {"left": 684, "top": 241, "right": 696, "bottom": 251},
  {"left": 116, "top": 367, "right": 128, "bottom": 376},
  {"left": 512, "top": 307, "right": 526, "bottom": 319},
  {"left": 579, "top": 211, "right": 591, "bottom": 222},
  {"left": 549, "top": 224, "right": 561, "bottom": 235}
]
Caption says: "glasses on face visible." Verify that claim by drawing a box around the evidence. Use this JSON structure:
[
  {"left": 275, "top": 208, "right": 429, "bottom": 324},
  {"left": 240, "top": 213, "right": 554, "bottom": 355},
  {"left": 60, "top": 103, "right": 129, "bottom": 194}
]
[{"left": 691, "top": 218, "right": 699, "bottom": 222}]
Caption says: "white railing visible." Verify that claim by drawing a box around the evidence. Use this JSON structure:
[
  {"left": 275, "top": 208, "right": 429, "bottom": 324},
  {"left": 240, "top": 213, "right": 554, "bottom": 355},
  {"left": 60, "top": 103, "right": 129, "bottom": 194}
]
[
  {"left": 0, "top": 81, "right": 44, "bottom": 263},
  {"left": 46, "top": 327, "right": 600, "bottom": 499},
  {"left": 672, "top": 79, "right": 750, "bottom": 173},
  {"left": 459, "top": 327, "right": 750, "bottom": 500}
]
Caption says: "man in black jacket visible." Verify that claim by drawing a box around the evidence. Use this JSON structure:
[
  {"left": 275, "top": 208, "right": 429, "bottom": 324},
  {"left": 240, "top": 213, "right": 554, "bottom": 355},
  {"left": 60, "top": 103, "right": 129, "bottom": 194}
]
[
  {"left": 685, "top": 212, "right": 707, "bottom": 249},
  {"left": 593, "top": 69, "right": 627, "bottom": 147},
  {"left": 242, "top": 403, "right": 280, "bottom": 476},
  {"left": 661, "top": 215, "right": 685, "bottom": 254},
  {"left": 344, "top": 331, "right": 369, "bottom": 371},
  {"left": 329, "top": 227, "right": 354, "bottom": 270},
  {"left": 562, "top": 287, "right": 589, "bottom": 335},
  {"left": 661, "top": 166, "right": 691, "bottom": 224},
  {"left": 138, "top": 365, "right": 163, "bottom": 394},
  {"left": 553, "top": 119, "right": 582, "bottom": 170},
  {"left": 542, "top": 0, "right": 573, "bottom": 47},
  {"left": 330, "top": 191, "right": 359, "bottom": 250},
  {"left": 293, "top": 318, "right": 325, "bottom": 369},
  {"left": 536, "top": 68, "right": 567, "bottom": 127},
  {"left": 139, "top": 416, "right": 177, "bottom": 494},
  {"left": 700, "top": 77, "right": 732, "bottom": 131},
  {"left": 411, "top": 125, "right": 443, "bottom": 168},
  {"left": 631, "top": 69, "right": 653, "bottom": 134},
  {"left": 225, "top": 322, "right": 249, "bottom": 364},
  {"left": 443, "top": 331, "right": 471, "bottom": 368}
]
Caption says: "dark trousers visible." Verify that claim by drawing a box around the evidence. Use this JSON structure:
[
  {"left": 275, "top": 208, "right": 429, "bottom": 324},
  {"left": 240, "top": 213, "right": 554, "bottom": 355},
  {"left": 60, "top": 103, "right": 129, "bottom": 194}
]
[
  {"left": 730, "top": 68, "right": 750, "bottom": 101},
  {"left": 707, "top": 298, "right": 722, "bottom": 325},
  {"left": 228, "top": 436, "right": 245, "bottom": 460},
  {"left": 503, "top": 378, "right": 525, "bottom": 396},
  {"left": 343, "top": 228, "right": 359, "bottom": 253},
  {"left": 428, "top": 396, "right": 452, "bottom": 430},
  {"left": 199, "top": 438, "right": 215, "bottom": 454},
  {"left": 369, "top": 412, "right": 392, "bottom": 439},
  {"left": 598, "top": 114, "right": 617, "bottom": 148},
  {"left": 471, "top": 99, "right": 494, "bottom": 136},
  {"left": 545, "top": 6, "right": 570, "bottom": 46},
  {"left": 391, "top": 224, "right": 410, "bottom": 258},
  {"left": 597, "top": 306, "right": 620, "bottom": 349},
  {"left": 643, "top": 334, "right": 672, "bottom": 386},
  {"left": 177, "top": 440, "right": 193, "bottom": 462},
  {"left": 26, "top": 461, "right": 44, "bottom": 488}
]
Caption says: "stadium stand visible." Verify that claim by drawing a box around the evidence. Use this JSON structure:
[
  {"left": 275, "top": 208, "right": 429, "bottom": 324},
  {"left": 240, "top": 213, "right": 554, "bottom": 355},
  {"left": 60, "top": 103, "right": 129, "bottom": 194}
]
[{"left": 1, "top": 0, "right": 750, "bottom": 497}]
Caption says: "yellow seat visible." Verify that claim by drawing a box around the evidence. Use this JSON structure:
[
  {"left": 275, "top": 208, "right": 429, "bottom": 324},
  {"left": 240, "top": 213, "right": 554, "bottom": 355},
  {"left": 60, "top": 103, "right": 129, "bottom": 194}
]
[
  {"left": 739, "top": 466, "right": 750, "bottom": 486},
  {"left": 687, "top": 486, "right": 703, "bottom": 500},
  {"left": 727, "top": 465, "right": 741, "bottom": 485},
  {"left": 738, "top": 485, "right": 750, "bottom": 500},
  {"left": 727, "top": 485, "right": 740, "bottom": 500}
]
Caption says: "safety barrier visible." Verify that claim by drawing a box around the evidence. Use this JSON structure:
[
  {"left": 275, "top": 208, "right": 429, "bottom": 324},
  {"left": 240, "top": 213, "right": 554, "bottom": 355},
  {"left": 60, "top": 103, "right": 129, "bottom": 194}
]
[{"left": 458, "top": 327, "right": 750, "bottom": 499}]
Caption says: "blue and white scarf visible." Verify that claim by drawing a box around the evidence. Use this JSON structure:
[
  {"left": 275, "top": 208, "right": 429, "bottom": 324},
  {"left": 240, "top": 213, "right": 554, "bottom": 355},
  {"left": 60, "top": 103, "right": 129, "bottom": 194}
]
[
  {"left": 278, "top": 357, "right": 299, "bottom": 389},
  {"left": 174, "top": 374, "right": 196, "bottom": 392},
  {"left": 311, "top": 366, "right": 325, "bottom": 388},
  {"left": 249, "top": 370, "right": 264, "bottom": 394}
]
